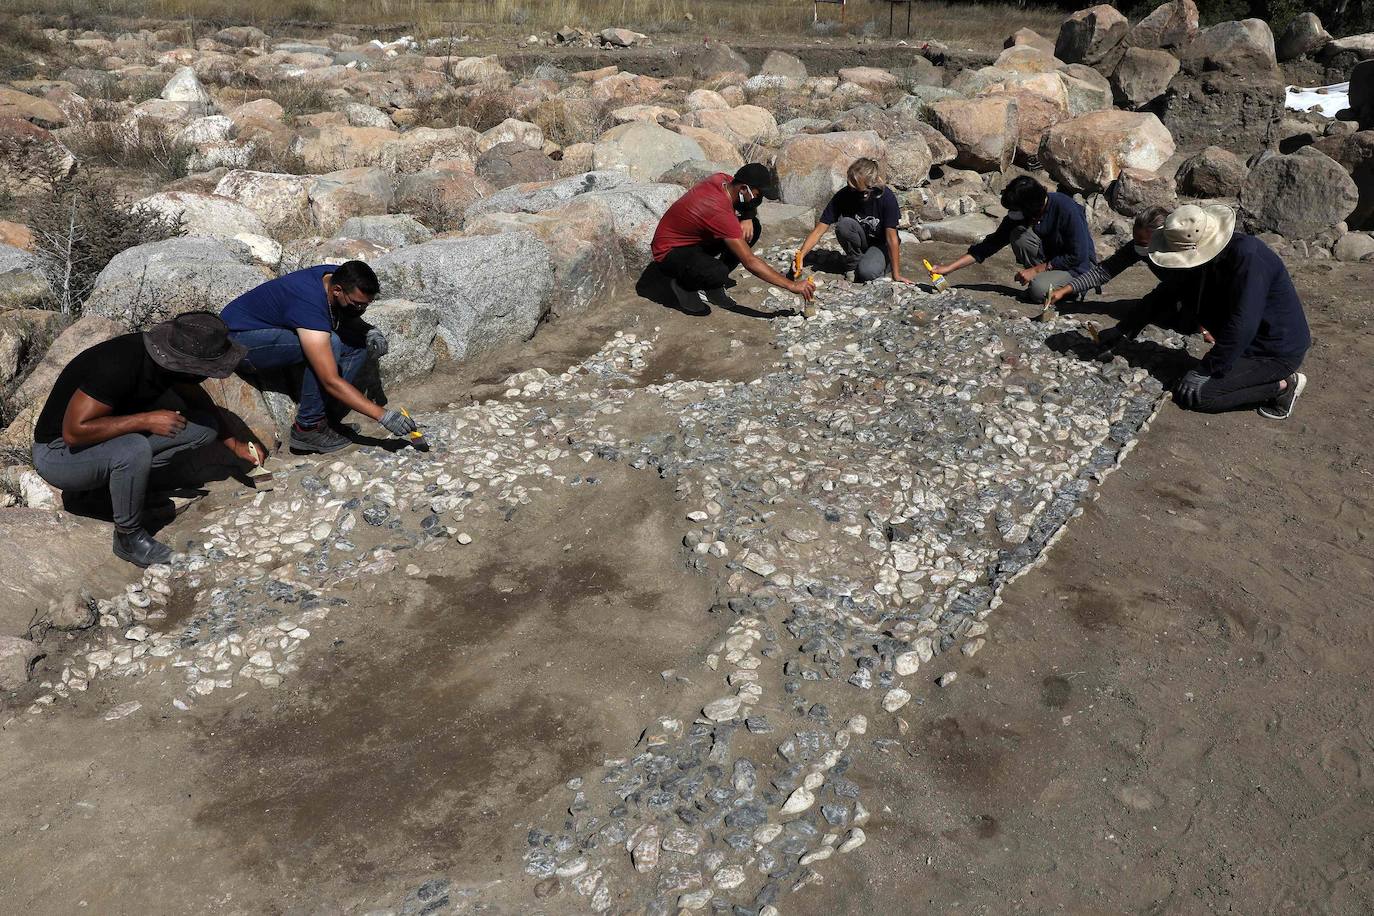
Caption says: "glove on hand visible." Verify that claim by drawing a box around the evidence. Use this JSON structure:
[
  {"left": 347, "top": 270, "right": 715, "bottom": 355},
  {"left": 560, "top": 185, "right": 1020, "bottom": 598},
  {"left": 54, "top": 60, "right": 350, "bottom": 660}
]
[
  {"left": 1175, "top": 370, "right": 1210, "bottom": 408},
  {"left": 379, "top": 408, "right": 417, "bottom": 438},
  {"left": 366, "top": 328, "right": 389, "bottom": 358}
]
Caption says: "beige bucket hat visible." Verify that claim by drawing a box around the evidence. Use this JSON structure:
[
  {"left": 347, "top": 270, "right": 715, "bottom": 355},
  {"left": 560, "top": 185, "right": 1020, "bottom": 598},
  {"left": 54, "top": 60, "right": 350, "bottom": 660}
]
[{"left": 1148, "top": 204, "right": 1236, "bottom": 269}]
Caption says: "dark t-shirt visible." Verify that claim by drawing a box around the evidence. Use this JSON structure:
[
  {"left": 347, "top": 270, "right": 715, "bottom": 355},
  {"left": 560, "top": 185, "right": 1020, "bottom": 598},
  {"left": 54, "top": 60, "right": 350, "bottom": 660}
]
[
  {"left": 219, "top": 265, "right": 334, "bottom": 333},
  {"left": 819, "top": 186, "right": 901, "bottom": 237},
  {"left": 34, "top": 333, "right": 167, "bottom": 444}
]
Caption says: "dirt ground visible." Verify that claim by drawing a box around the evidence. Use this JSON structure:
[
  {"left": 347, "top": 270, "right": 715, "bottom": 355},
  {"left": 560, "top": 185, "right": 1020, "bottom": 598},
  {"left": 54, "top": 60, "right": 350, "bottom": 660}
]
[{"left": 1, "top": 238, "right": 1371, "bottom": 915}]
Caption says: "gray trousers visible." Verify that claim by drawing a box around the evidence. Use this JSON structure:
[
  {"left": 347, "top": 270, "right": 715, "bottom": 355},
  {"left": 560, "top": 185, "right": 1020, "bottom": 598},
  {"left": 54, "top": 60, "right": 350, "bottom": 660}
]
[
  {"left": 1010, "top": 225, "right": 1074, "bottom": 304},
  {"left": 834, "top": 217, "right": 890, "bottom": 282},
  {"left": 32, "top": 411, "right": 217, "bottom": 532}
]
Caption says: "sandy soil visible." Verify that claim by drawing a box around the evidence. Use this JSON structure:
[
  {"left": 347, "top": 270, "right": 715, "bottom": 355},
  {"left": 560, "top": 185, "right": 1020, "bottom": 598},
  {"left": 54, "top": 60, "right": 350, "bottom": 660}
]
[{"left": 1, "top": 238, "right": 1370, "bottom": 915}]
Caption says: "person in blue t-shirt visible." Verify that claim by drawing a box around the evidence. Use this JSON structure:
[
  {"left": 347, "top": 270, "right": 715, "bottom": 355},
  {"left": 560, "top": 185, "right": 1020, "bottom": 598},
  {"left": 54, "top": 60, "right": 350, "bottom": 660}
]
[
  {"left": 795, "top": 158, "right": 912, "bottom": 284},
  {"left": 930, "top": 175, "right": 1098, "bottom": 304},
  {"left": 220, "top": 260, "right": 418, "bottom": 454}
]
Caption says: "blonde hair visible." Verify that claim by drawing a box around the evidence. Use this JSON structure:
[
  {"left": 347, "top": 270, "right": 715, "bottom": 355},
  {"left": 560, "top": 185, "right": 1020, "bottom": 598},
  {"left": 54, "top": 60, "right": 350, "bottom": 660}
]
[{"left": 847, "top": 158, "right": 884, "bottom": 191}]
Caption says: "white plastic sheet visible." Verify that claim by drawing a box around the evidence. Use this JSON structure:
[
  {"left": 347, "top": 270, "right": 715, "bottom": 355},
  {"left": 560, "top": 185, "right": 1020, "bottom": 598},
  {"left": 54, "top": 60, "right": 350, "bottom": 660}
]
[{"left": 1286, "top": 82, "right": 1351, "bottom": 118}]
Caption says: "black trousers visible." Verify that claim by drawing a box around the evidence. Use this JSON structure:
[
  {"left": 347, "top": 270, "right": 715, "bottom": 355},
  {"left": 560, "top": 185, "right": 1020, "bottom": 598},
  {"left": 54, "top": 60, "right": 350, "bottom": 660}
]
[
  {"left": 657, "top": 217, "right": 761, "bottom": 292},
  {"left": 1189, "top": 355, "right": 1300, "bottom": 413}
]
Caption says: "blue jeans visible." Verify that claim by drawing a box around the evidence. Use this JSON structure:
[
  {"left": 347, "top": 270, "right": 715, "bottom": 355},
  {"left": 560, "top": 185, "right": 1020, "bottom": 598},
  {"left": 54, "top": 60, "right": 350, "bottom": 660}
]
[{"left": 229, "top": 328, "right": 366, "bottom": 427}]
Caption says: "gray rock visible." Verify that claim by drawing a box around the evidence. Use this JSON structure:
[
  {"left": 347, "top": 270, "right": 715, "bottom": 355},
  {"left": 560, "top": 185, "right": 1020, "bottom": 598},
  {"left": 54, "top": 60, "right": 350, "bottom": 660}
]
[
  {"left": 1161, "top": 74, "right": 1284, "bottom": 155},
  {"left": 1276, "top": 12, "right": 1332, "bottom": 62},
  {"left": 338, "top": 214, "right": 435, "bottom": 248},
  {"left": 1054, "top": 4, "right": 1128, "bottom": 68},
  {"left": 0, "top": 635, "right": 42, "bottom": 691},
  {"left": 592, "top": 121, "right": 705, "bottom": 182},
  {"left": 83, "top": 237, "right": 266, "bottom": 329},
  {"left": 760, "top": 50, "right": 807, "bottom": 81},
  {"left": 689, "top": 42, "right": 750, "bottom": 79},
  {"left": 1240, "top": 148, "right": 1359, "bottom": 239},
  {"left": 1334, "top": 231, "right": 1374, "bottom": 261},
  {"left": 0, "top": 508, "right": 119, "bottom": 637},
  {"left": 1110, "top": 47, "right": 1180, "bottom": 110},
  {"left": 475, "top": 142, "right": 559, "bottom": 189},
  {"left": 1106, "top": 167, "right": 1177, "bottom": 216},
  {"left": 1178, "top": 18, "right": 1279, "bottom": 79},
  {"left": 465, "top": 171, "right": 631, "bottom": 221},
  {"left": 1124, "top": 0, "right": 1199, "bottom": 51},
  {"left": 0, "top": 243, "right": 49, "bottom": 310},
  {"left": 1175, "top": 145, "right": 1249, "bottom": 198},
  {"left": 371, "top": 234, "right": 554, "bottom": 360},
  {"left": 363, "top": 300, "right": 440, "bottom": 384},
  {"left": 922, "top": 212, "right": 999, "bottom": 244}
]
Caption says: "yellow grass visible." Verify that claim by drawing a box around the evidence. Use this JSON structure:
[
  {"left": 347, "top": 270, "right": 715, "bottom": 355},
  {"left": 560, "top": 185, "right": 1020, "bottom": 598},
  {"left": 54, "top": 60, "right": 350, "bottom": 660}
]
[{"left": 8, "top": 0, "right": 1063, "bottom": 51}]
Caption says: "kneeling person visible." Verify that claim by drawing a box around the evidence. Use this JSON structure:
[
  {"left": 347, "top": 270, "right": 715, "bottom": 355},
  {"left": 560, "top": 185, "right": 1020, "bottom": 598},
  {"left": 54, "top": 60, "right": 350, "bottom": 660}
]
[
  {"left": 929, "top": 175, "right": 1097, "bottom": 303},
  {"left": 651, "top": 163, "right": 815, "bottom": 314},
  {"left": 220, "top": 260, "right": 417, "bottom": 454},
  {"left": 31, "top": 313, "right": 256, "bottom": 567}
]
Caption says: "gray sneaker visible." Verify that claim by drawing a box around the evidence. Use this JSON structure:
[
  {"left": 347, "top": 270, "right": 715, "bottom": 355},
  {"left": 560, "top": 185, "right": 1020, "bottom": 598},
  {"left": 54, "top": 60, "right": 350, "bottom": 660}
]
[
  {"left": 289, "top": 421, "right": 353, "bottom": 454},
  {"left": 1258, "top": 372, "right": 1307, "bottom": 420}
]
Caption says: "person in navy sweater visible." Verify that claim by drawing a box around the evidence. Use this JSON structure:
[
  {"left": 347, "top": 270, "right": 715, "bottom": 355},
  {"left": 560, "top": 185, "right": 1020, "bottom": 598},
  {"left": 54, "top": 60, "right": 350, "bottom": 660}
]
[
  {"left": 1144, "top": 205, "right": 1311, "bottom": 419},
  {"left": 929, "top": 175, "right": 1097, "bottom": 303}
]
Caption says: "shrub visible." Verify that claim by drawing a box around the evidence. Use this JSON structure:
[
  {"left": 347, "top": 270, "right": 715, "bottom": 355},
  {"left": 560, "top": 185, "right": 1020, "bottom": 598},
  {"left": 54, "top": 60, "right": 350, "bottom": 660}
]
[
  {"left": 28, "top": 173, "right": 185, "bottom": 317},
  {"left": 66, "top": 121, "right": 193, "bottom": 182}
]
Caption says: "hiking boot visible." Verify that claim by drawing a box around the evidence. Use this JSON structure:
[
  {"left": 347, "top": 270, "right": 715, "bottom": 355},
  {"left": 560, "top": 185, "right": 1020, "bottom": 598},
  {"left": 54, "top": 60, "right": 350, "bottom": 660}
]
[
  {"left": 113, "top": 528, "right": 173, "bottom": 568},
  {"left": 668, "top": 278, "right": 710, "bottom": 316},
  {"left": 289, "top": 421, "right": 353, "bottom": 454},
  {"left": 1258, "top": 372, "right": 1307, "bottom": 420}
]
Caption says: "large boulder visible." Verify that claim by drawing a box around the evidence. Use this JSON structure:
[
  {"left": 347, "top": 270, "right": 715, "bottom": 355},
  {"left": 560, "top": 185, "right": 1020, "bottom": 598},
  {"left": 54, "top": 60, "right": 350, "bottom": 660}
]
[
  {"left": 1175, "top": 145, "right": 1249, "bottom": 198},
  {"left": 0, "top": 118, "right": 76, "bottom": 193},
  {"left": 1276, "top": 12, "right": 1332, "bottom": 62},
  {"left": 0, "top": 509, "right": 119, "bottom": 639},
  {"left": 912, "top": 121, "right": 958, "bottom": 166},
  {"left": 475, "top": 142, "right": 559, "bottom": 189},
  {"left": 465, "top": 171, "right": 631, "bottom": 221},
  {"left": 1312, "top": 131, "right": 1374, "bottom": 230},
  {"left": 1240, "top": 148, "right": 1359, "bottom": 239},
  {"left": 308, "top": 167, "right": 396, "bottom": 235},
  {"left": 928, "top": 97, "right": 1018, "bottom": 173},
  {"left": 337, "top": 214, "right": 434, "bottom": 248},
  {"left": 161, "top": 66, "right": 214, "bottom": 112},
  {"left": 1125, "top": 0, "right": 1199, "bottom": 51},
  {"left": 1106, "top": 167, "right": 1177, "bottom": 215},
  {"left": 476, "top": 118, "right": 545, "bottom": 154},
  {"left": 592, "top": 121, "right": 705, "bottom": 181},
  {"left": 1111, "top": 47, "right": 1180, "bottom": 110},
  {"left": 0, "top": 310, "right": 63, "bottom": 385},
  {"left": 674, "top": 127, "right": 745, "bottom": 169},
  {"left": 1059, "top": 65, "right": 1115, "bottom": 116},
  {"left": 379, "top": 126, "right": 479, "bottom": 173},
  {"left": 0, "top": 243, "right": 50, "bottom": 311},
  {"left": 886, "top": 135, "right": 935, "bottom": 189},
  {"left": 689, "top": 42, "right": 750, "bottom": 80},
  {"left": 760, "top": 51, "right": 807, "bottom": 81},
  {"left": 371, "top": 234, "right": 554, "bottom": 360},
  {"left": 1043, "top": 110, "right": 1176, "bottom": 192},
  {"left": 1054, "top": 5, "right": 1128, "bottom": 69},
  {"left": 1178, "top": 19, "right": 1279, "bottom": 79},
  {"left": 134, "top": 191, "right": 268, "bottom": 243},
  {"left": 83, "top": 238, "right": 266, "bottom": 328},
  {"left": 982, "top": 85, "right": 1068, "bottom": 162},
  {"left": 680, "top": 105, "right": 780, "bottom": 148},
  {"left": 214, "top": 170, "right": 313, "bottom": 234},
  {"left": 0, "top": 87, "right": 67, "bottom": 129},
  {"left": 1161, "top": 75, "right": 1283, "bottom": 155},
  {"left": 838, "top": 67, "right": 899, "bottom": 92},
  {"left": 464, "top": 195, "right": 623, "bottom": 316},
  {"left": 773, "top": 131, "right": 887, "bottom": 211},
  {"left": 395, "top": 164, "right": 494, "bottom": 230}
]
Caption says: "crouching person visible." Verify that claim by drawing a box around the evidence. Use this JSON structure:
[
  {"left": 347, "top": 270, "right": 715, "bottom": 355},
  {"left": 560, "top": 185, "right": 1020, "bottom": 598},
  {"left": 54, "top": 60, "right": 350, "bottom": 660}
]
[
  {"left": 1148, "top": 205, "right": 1311, "bottom": 419},
  {"left": 31, "top": 313, "right": 256, "bottom": 567},
  {"left": 795, "top": 158, "right": 911, "bottom": 284},
  {"left": 220, "top": 260, "right": 417, "bottom": 454}
]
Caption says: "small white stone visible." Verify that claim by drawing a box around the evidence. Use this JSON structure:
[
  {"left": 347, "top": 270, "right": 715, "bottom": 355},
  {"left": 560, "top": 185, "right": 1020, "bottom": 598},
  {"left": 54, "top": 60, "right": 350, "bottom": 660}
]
[
  {"left": 457, "top": 533, "right": 473, "bottom": 545},
  {"left": 846, "top": 714, "right": 868, "bottom": 735},
  {"left": 103, "top": 701, "right": 141, "bottom": 721},
  {"left": 124, "top": 625, "right": 151, "bottom": 642},
  {"left": 882, "top": 688, "right": 912, "bottom": 712},
  {"left": 714, "top": 864, "right": 746, "bottom": 889},
  {"left": 894, "top": 651, "right": 921, "bottom": 676},
  {"left": 780, "top": 786, "right": 815, "bottom": 815},
  {"left": 937, "top": 671, "right": 958, "bottom": 687},
  {"left": 703, "top": 696, "right": 742, "bottom": 722},
  {"left": 839, "top": 827, "right": 866, "bottom": 853}
]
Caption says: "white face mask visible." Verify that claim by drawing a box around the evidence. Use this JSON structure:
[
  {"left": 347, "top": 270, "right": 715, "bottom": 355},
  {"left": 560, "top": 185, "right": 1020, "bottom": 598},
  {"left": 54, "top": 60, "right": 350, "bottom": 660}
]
[
  {"left": 1005, "top": 210, "right": 1024, "bottom": 222},
  {"left": 1133, "top": 244, "right": 1150, "bottom": 257}
]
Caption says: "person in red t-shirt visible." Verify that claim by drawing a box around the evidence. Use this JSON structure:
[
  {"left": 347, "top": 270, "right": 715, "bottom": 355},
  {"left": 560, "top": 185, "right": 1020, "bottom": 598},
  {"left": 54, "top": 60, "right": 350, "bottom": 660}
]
[{"left": 650, "top": 163, "right": 815, "bottom": 314}]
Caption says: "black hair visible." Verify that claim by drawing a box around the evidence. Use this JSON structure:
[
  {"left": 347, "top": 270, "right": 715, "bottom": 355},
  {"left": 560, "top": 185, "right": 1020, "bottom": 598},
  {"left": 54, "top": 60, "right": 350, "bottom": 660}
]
[
  {"left": 330, "top": 260, "right": 380, "bottom": 297},
  {"left": 1000, "top": 175, "right": 1048, "bottom": 216}
]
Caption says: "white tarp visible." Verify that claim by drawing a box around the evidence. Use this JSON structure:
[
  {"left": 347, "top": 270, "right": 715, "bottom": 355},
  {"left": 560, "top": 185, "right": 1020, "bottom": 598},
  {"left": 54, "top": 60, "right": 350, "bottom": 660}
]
[{"left": 1286, "top": 82, "right": 1351, "bottom": 118}]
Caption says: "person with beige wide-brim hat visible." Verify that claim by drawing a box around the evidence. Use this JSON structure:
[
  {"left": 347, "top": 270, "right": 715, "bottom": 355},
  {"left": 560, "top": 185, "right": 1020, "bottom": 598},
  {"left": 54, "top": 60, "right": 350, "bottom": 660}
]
[{"left": 1134, "top": 204, "right": 1312, "bottom": 419}]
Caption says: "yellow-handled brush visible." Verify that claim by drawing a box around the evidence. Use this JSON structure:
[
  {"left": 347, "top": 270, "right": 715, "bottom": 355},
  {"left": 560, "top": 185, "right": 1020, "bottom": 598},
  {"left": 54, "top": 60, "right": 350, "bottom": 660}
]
[
  {"left": 922, "top": 259, "right": 948, "bottom": 291},
  {"left": 399, "top": 408, "right": 429, "bottom": 448}
]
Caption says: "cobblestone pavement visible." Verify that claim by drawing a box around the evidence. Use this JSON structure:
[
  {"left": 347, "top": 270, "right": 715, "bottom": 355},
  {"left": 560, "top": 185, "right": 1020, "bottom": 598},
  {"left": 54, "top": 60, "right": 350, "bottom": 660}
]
[{"left": 23, "top": 273, "right": 1170, "bottom": 914}]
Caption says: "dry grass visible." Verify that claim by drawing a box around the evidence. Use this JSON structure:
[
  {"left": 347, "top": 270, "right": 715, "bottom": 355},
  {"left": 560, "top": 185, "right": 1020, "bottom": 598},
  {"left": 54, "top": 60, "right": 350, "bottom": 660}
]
[{"left": 8, "top": 0, "right": 1064, "bottom": 51}]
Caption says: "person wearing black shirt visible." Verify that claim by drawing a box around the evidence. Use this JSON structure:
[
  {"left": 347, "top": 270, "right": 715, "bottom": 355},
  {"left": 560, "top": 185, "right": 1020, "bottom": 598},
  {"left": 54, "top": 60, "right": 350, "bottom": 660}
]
[
  {"left": 795, "top": 158, "right": 911, "bottom": 284},
  {"left": 30, "top": 312, "right": 259, "bottom": 567}
]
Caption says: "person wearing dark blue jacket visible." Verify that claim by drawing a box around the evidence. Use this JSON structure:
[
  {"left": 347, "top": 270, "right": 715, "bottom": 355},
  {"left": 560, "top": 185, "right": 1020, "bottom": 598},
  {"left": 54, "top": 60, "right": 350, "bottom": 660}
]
[
  {"left": 929, "top": 175, "right": 1097, "bottom": 303},
  {"left": 1146, "top": 205, "right": 1311, "bottom": 420}
]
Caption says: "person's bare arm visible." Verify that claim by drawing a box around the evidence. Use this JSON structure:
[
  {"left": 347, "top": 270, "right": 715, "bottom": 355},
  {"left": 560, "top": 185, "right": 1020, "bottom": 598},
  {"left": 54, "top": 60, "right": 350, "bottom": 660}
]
[
  {"left": 795, "top": 222, "right": 831, "bottom": 269},
  {"left": 886, "top": 227, "right": 912, "bottom": 282},
  {"left": 931, "top": 253, "right": 976, "bottom": 276},
  {"left": 298, "top": 329, "right": 384, "bottom": 421},
  {"left": 724, "top": 237, "right": 815, "bottom": 301},
  {"left": 61, "top": 391, "right": 183, "bottom": 448}
]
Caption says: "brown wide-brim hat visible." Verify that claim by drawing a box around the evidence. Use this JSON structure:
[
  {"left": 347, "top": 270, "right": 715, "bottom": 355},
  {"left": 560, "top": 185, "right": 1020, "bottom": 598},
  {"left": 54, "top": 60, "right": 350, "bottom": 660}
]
[
  {"left": 144, "top": 311, "right": 246, "bottom": 379},
  {"left": 1148, "top": 204, "right": 1236, "bottom": 270}
]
